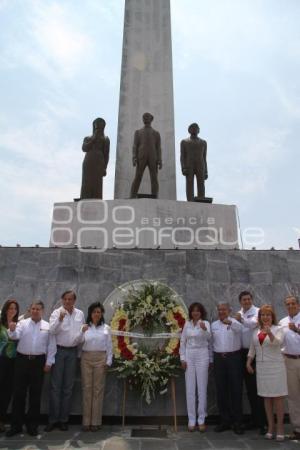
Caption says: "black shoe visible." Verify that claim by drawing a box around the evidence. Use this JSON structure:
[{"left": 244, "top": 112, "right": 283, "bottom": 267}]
[
  {"left": 233, "top": 424, "right": 244, "bottom": 435},
  {"left": 244, "top": 421, "right": 256, "bottom": 430},
  {"left": 259, "top": 425, "right": 268, "bottom": 435},
  {"left": 59, "top": 422, "right": 68, "bottom": 431},
  {"left": 26, "top": 426, "right": 38, "bottom": 436},
  {"left": 214, "top": 424, "right": 231, "bottom": 432},
  {"left": 44, "top": 423, "right": 56, "bottom": 432},
  {"left": 6, "top": 427, "right": 22, "bottom": 437}
]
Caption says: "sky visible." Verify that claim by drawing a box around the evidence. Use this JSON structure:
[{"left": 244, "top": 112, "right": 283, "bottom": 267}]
[{"left": 0, "top": 0, "right": 299, "bottom": 249}]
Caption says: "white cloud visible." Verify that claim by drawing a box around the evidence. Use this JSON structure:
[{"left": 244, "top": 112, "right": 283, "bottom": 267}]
[
  {"left": 172, "top": 0, "right": 299, "bottom": 75},
  {"left": 270, "top": 79, "right": 300, "bottom": 120},
  {"left": 0, "top": 1, "right": 94, "bottom": 81}
]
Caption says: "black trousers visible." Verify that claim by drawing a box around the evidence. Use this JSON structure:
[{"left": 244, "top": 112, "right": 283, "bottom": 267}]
[
  {"left": 130, "top": 159, "right": 159, "bottom": 197},
  {"left": 0, "top": 356, "right": 15, "bottom": 422},
  {"left": 241, "top": 348, "right": 266, "bottom": 427},
  {"left": 214, "top": 351, "right": 243, "bottom": 426},
  {"left": 11, "top": 354, "right": 45, "bottom": 429},
  {"left": 186, "top": 173, "right": 205, "bottom": 201}
]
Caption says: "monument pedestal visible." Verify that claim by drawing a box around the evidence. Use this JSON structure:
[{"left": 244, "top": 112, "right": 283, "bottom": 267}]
[{"left": 50, "top": 199, "right": 239, "bottom": 250}]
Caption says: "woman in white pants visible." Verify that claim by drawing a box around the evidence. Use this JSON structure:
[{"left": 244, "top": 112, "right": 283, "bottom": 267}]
[{"left": 180, "top": 302, "right": 211, "bottom": 432}]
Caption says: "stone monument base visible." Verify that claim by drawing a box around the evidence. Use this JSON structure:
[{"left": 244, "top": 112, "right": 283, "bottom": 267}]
[{"left": 50, "top": 199, "right": 239, "bottom": 250}]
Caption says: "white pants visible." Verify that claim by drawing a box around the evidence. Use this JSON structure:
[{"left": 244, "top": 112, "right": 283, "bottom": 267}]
[{"left": 185, "top": 348, "right": 209, "bottom": 426}]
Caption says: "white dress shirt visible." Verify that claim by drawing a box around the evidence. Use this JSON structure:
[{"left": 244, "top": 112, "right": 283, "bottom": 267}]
[
  {"left": 49, "top": 307, "right": 85, "bottom": 347},
  {"left": 211, "top": 318, "right": 242, "bottom": 353},
  {"left": 279, "top": 312, "right": 300, "bottom": 355},
  {"left": 80, "top": 323, "right": 113, "bottom": 366},
  {"left": 8, "top": 318, "right": 56, "bottom": 366},
  {"left": 239, "top": 305, "right": 259, "bottom": 349},
  {"left": 180, "top": 320, "right": 211, "bottom": 362}
]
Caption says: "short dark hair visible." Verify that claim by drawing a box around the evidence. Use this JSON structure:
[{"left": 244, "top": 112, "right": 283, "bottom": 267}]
[
  {"left": 188, "top": 302, "right": 207, "bottom": 320},
  {"left": 86, "top": 302, "right": 105, "bottom": 327},
  {"left": 0, "top": 299, "right": 19, "bottom": 327},
  {"left": 239, "top": 291, "right": 253, "bottom": 302},
  {"left": 188, "top": 123, "right": 200, "bottom": 133},
  {"left": 285, "top": 295, "right": 299, "bottom": 304},
  {"left": 61, "top": 290, "right": 77, "bottom": 301},
  {"left": 30, "top": 301, "right": 45, "bottom": 309}
]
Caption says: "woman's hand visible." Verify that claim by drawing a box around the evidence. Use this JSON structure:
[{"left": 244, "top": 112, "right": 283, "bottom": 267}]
[
  {"left": 9, "top": 322, "right": 16, "bottom": 332},
  {"left": 82, "top": 324, "right": 89, "bottom": 333},
  {"left": 199, "top": 320, "right": 207, "bottom": 331},
  {"left": 263, "top": 326, "right": 271, "bottom": 335},
  {"left": 181, "top": 361, "right": 187, "bottom": 371},
  {"left": 246, "top": 363, "right": 255, "bottom": 375}
]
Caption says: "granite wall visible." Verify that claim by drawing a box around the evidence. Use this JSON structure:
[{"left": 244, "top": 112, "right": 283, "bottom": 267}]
[{"left": 0, "top": 247, "right": 299, "bottom": 419}]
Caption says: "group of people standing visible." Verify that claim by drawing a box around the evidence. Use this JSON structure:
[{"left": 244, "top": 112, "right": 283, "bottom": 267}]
[
  {"left": 0, "top": 289, "right": 299, "bottom": 442},
  {"left": 180, "top": 292, "right": 300, "bottom": 441},
  {"left": 0, "top": 290, "right": 112, "bottom": 437}
]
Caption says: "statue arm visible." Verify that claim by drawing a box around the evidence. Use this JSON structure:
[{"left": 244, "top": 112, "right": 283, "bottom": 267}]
[
  {"left": 104, "top": 137, "right": 110, "bottom": 168},
  {"left": 82, "top": 136, "right": 94, "bottom": 152},
  {"left": 156, "top": 132, "right": 162, "bottom": 168},
  {"left": 132, "top": 131, "right": 139, "bottom": 165},
  {"left": 203, "top": 140, "right": 208, "bottom": 179},
  {"left": 180, "top": 140, "right": 188, "bottom": 175}
]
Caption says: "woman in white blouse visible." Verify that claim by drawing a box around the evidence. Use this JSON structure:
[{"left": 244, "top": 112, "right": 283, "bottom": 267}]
[
  {"left": 80, "top": 302, "right": 113, "bottom": 431},
  {"left": 180, "top": 302, "right": 211, "bottom": 432},
  {"left": 246, "top": 305, "right": 287, "bottom": 442}
]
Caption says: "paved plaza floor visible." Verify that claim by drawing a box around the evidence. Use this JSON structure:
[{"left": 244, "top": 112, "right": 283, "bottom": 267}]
[{"left": 0, "top": 425, "right": 299, "bottom": 450}]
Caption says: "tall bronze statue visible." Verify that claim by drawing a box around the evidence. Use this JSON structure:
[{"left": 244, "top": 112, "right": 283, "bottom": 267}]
[
  {"left": 80, "top": 118, "right": 110, "bottom": 200},
  {"left": 130, "top": 112, "right": 162, "bottom": 198},
  {"left": 180, "top": 123, "right": 208, "bottom": 202}
]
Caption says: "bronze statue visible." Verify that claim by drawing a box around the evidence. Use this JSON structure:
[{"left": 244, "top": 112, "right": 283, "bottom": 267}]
[
  {"left": 80, "top": 118, "right": 110, "bottom": 200},
  {"left": 130, "top": 112, "right": 162, "bottom": 198},
  {"left": 180, "top": 123, "right": 208, "bottom": 201}
]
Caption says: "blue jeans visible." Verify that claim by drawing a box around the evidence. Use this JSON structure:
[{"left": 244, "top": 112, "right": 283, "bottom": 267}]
[{"left": 49, "top": 346, "right": 77, "bottom": 424}]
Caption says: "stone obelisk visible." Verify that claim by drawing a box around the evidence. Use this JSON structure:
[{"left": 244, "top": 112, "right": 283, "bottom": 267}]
[{"left": 114, "top": 0, "right": 177, "bottom": 200}]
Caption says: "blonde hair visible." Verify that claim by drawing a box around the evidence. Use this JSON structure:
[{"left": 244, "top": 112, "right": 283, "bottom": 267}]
[{"left": 258, "top": 304, "right": 277, "bottom": 328}]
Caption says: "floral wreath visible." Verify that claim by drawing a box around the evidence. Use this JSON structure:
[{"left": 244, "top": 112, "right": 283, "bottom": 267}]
[{"left": 110, "top": 281, "right": 187, "bottom": 404}]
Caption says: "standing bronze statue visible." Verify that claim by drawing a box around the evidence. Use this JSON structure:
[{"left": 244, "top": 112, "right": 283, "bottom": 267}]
[
  {"left": 180, "top": 123, "right": 208, "bottom": 202},
  {"left": 80, "top": 118, "right": 110, "bottom": 200},
  {"left": 130, "top": 112, "right": 162, "bottom": 198}
]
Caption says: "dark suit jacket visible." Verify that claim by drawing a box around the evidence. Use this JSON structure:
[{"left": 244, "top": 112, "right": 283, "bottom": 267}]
[{"left": 132, "top": 126, "right": 162, "bottom": 164}]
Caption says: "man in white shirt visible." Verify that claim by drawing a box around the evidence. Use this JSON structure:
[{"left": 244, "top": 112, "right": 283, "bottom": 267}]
[
  {"left": 235, "top": 291, "right": 266, "bottom": 433},
  {"left": 6, "top": 301, "right": 56, "bottom": 437},
  {"left": 46, "top": 290, "right": 84, "bottom": 432},
  {"left": 279, "top": 295, "right": 300, "bottom": 440},
  {"left": 211, "top": 302, "right": 244, "bottom": 434}
]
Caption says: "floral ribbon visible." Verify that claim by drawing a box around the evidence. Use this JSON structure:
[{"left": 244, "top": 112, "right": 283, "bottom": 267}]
[{"left": 111, "top": 330, "right": 181, "bottom": 339}]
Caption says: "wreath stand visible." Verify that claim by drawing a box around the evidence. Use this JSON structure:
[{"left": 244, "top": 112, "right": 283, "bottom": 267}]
[{"left": 122, "top": 377, "right": 178, "bottom": 433}]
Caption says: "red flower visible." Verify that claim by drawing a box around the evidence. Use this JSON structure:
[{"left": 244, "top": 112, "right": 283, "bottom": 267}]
[
  {"left": 118, "top": 339, "right": 127, "bottom": 351},
  {"left": 173, "top": 342, "right": 180, "bottom": 355},
  {"left": 173, "top": 313, "right": 185, "bottom": 330},
  {"left": 119, "top": 319, "right": 127, "bottom": 331},
  {"left": 122, "top": 348, "right": 134, "bottom": 360}
]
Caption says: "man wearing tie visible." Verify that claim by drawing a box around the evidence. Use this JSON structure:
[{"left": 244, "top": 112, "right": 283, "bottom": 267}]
[
  {"left": 46, "top": 290, "right": 84, "bottom": 432},
  {"left": 211, "top": 302, "right": 244, "bottom": 434},
  {"left": 6, "top": 301, "right": 56, "bottom": 437},
  {"left": 279, "top": 295, "right": 300, "bottom": 440}
]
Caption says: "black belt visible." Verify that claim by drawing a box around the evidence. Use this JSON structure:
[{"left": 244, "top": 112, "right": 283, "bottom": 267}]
[
  {"left": 214, "top": 350, "right": 241, "bottom": 358},
  {"left": 285, "top": 354, "right": 300, "bottom": 359},
  {"left": 17, "top": 352, "right": 45, "bottom": 360},
  {"left": 57, "top": 345, "right": 77, "bottom": 350}
]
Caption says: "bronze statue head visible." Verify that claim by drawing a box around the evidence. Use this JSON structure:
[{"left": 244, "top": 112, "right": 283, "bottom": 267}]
[
  {"left": 142, "top": 112, "right": 154, "bottom": 126},
  {"left": 188, "top": 123, "right": 200, "bottom": 137},
  {"left": 93, "top": 118, "right": 106, "bottom": 134}
]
